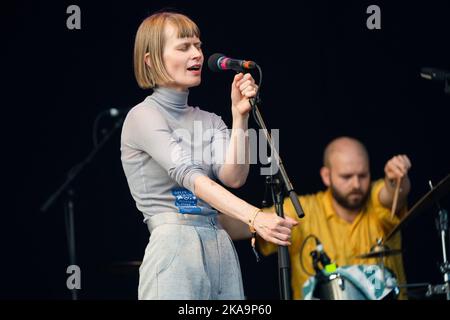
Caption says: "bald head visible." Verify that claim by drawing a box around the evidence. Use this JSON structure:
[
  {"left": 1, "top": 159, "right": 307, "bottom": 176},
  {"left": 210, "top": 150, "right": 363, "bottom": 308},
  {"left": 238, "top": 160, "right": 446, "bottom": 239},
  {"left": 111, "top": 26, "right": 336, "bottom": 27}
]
[
  {"left": 323, "top": 137, "right": 369, "bottom": 169},
  {"left": 321, "top": 137, "right": 371, "bottom": 212}
]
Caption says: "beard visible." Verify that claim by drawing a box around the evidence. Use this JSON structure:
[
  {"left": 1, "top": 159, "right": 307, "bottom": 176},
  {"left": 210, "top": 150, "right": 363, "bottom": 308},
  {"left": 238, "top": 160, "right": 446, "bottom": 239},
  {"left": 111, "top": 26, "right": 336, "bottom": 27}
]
[{"left": 330, "top": 184, "right": 370, "bottom": 211}]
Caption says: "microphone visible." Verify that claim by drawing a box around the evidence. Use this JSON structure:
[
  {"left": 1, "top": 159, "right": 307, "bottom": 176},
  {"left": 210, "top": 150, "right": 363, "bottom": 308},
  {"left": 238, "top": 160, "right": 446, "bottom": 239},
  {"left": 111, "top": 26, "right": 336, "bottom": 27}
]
[
  {"left": 93, "top": 107, "right": 129, "bottom": 147},
  {"left": 108, "top": 108, "right": 120, "bottom": 117},
  {"left": 314, "top": 237, "right": 336, "bottom": 273},
  {"left": 310, "top": 250, "right": 322, "bottom": 274},
  {"left": 420, "top": 67, "right": 450, "bottom": 81},
  {"left": 208, "top": 53, "right": 257, "bottom": 72},
  {"left": 106, "top": 108, "right": 129, "bottom": 117},
  {"left": 316, "top": 242, "right": 332, "bottom": 267}
]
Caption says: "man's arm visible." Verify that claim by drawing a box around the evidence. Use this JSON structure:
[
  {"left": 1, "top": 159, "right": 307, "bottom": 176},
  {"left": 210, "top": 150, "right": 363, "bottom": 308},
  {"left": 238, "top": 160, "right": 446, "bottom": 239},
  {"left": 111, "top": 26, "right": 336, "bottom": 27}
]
[{"left": 379, "top": 154, "right": 412, "bottom": 212}]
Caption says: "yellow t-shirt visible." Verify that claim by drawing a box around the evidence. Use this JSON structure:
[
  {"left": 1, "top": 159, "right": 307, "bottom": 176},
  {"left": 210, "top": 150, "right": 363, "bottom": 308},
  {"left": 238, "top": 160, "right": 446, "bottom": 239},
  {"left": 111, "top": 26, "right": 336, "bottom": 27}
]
[{"left": 258, "top": 179, "right": 408, "bottom": 299}]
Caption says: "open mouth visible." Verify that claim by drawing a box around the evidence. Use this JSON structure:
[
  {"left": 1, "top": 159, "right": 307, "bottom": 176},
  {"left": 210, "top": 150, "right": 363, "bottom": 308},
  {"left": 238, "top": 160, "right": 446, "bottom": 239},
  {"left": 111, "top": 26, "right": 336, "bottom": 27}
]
[{"left": 187, "top": 64, "right": 201, "bottom": 71}]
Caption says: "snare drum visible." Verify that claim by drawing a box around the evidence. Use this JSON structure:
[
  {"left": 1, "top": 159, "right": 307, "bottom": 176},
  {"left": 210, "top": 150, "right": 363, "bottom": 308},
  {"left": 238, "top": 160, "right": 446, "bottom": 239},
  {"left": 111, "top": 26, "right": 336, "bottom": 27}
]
[
  {"left": 303, "top": 264, "right": 400, "bottom": 300},
  {"left": 313, "top": 273, "right": 367, "bottom": 300}
]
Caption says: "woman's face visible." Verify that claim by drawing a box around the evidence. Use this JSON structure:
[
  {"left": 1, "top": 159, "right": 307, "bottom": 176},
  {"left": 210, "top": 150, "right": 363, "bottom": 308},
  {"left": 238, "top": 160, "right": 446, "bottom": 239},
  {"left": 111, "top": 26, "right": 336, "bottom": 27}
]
[{"left": 162, "top": 22, "right": 203, "bottom": 91}]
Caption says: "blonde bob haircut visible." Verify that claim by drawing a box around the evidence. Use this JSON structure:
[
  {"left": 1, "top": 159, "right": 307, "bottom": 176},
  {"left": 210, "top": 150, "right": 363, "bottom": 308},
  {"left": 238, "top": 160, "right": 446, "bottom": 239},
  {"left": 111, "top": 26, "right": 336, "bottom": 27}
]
[{"left": 134, "top": 12, "right": 200, "bottom": 89}]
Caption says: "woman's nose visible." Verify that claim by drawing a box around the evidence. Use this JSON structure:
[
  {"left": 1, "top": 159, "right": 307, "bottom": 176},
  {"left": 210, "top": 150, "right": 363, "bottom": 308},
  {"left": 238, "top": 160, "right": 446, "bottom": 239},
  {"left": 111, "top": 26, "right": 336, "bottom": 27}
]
[{"left": 192, "top": 46, "right": 202, "bottom": 58}]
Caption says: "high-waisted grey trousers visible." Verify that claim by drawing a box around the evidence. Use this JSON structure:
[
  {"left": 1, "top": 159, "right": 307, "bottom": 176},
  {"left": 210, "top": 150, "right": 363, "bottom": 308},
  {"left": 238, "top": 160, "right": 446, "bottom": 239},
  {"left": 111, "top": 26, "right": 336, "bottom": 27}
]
[{"left": 138, "top": 212, "right": 245, "bottom": 300}]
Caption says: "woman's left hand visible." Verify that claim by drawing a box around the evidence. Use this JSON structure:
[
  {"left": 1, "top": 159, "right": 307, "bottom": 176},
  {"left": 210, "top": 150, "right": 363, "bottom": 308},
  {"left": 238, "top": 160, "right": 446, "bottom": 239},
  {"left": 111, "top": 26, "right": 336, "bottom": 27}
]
[{"left": 231, "top": 73, "right": 258, "bottom": 118}]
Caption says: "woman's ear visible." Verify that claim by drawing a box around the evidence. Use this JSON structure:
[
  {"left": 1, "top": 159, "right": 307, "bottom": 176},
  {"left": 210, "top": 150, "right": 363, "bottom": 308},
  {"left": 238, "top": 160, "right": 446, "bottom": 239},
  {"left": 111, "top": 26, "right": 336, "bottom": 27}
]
[
  {"left": 320, "top": 166, "right": 331, "bottom": 187},
  {"left": 144, "top": 53, "right": 152, "bottom": 68}
]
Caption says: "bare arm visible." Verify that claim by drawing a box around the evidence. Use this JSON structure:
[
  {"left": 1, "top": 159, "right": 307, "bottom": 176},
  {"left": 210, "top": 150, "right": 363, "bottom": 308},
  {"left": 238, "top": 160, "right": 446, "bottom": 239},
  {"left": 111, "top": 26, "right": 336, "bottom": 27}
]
[
  {"left": 379, "top": 154, "right": 412, "bottom": 212},
  {"left": 218, "top": 114, "right": 250, "bottom": 188},
  {"left": 218, "top": 213, "right": 252, "bottom": 240},
  {"left": 218, "top": 73, "right": 257, "bottom": 188},
  {"left": 194, "top": 175, "right": 297, "bottom": 246}
]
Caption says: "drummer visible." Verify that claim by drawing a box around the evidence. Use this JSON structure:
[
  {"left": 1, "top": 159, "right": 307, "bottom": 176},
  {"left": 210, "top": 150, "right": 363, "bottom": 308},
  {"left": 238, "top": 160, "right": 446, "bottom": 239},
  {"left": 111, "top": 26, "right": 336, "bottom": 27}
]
[{"left": 220, "top": 136, "right": 412, "bottom": 299}]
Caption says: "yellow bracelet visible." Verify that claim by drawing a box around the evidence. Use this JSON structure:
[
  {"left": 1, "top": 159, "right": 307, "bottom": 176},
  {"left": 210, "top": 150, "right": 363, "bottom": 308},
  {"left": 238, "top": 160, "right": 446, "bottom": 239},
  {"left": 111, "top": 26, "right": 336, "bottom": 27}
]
[{"left": 248, "top": 208, "right": 261, "bottom": 233}]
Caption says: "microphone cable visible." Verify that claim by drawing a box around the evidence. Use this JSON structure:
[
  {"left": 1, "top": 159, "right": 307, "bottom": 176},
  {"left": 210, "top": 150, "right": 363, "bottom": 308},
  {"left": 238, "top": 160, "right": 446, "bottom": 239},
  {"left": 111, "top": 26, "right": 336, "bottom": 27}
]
[
  {"left": 250, "top": 64, "right": 263, "bottom": 128},
  {"left": 299, "top": 234, "right": 320, "bottom": 277}
]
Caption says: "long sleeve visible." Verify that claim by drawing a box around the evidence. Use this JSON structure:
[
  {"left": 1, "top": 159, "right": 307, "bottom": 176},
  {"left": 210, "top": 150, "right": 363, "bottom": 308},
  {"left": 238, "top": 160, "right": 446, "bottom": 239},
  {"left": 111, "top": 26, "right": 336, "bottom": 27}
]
[
  {"left": 209, "top": 113, "right": 229, "bottom": 180},
  {"left": 121, "top": 87, "right": 225, "bottom": 218},
  {"left": 122, "top": 105, "right": 206, "bottom": 193}
]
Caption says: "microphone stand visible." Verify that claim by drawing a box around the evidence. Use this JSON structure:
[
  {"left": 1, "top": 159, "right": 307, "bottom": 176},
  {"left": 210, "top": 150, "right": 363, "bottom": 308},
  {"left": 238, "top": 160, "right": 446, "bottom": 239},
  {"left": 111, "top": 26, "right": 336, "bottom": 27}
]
[
  {"left": 264, "top": 175, "right": 291, "bottom": 300},
  {"left": 40, "top": 115, "right": 125, "bottom": 300},
  {"left": 250, "top": 89, "right": 305, "bottom": 300}
]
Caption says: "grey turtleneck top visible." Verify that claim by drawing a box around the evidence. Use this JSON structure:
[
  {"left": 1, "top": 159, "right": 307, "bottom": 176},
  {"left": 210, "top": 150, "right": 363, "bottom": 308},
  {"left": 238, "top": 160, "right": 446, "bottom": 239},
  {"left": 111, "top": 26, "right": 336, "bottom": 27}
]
[{"left": 121, "top": 87, "right": 229, "bottom": 221}]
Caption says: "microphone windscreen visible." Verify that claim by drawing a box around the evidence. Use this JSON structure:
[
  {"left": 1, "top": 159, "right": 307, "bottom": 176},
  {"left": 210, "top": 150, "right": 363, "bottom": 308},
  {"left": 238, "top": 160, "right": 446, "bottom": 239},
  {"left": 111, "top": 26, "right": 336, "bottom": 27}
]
[{"left": 208, "top": 53, "right": 225, "bottom": 72}]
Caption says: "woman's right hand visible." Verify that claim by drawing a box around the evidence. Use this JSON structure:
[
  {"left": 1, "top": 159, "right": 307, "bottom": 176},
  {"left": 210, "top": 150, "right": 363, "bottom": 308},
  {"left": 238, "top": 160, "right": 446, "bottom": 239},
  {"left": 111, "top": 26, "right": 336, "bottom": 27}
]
[{"left": 253, "top": 212, "right": 298, "bottom": 246}]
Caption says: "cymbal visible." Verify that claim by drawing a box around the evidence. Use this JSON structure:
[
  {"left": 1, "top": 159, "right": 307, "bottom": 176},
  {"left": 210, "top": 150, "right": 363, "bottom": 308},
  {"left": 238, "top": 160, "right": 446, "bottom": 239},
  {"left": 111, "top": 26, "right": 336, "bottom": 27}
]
[
  {"left": 385, "top": 173, "right": 450, "bottom": 242},
  {"left": 356, "top": 248, "right": 402, "bottom": 259}
]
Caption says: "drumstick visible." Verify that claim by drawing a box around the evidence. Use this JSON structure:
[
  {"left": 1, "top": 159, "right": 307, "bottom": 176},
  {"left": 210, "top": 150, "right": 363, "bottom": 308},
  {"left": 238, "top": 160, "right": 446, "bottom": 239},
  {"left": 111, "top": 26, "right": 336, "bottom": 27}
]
[{"left": 391, "top": 177, "right": 402, "bottom": 219}]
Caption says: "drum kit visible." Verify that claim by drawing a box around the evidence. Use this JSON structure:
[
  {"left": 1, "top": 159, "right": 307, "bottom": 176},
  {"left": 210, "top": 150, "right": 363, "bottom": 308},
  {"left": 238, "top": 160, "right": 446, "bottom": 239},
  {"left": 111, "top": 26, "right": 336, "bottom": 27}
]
[
  {"left": 110, "top": 175, "right": 450, "bottom": 300},
  {"left": 307, "top": 173, "right": 450, "bottom": 300}
]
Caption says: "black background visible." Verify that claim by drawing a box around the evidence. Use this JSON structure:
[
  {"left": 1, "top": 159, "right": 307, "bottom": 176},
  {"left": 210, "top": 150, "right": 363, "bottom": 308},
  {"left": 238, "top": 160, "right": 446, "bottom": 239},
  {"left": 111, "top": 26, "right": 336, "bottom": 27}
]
[{"left": 2, "top": 0, "right": 450, "bottom": 300}]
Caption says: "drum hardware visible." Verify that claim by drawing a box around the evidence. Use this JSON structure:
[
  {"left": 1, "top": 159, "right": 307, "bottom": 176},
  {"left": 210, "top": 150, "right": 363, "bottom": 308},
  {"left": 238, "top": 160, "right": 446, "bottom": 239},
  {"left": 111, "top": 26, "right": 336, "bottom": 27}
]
[
  {"left": 356, "top": 247, "right": 402, "bottom": 259},
  {"left": 306, "top": 174, "right": 450, "bottom": 300},
  {"left": 312, "top": 272, "right": 367, "bottom": 300},
  {"left": 355, "top": 239, "right": 401, "bottom": 289},
  {"left": 385, "top": 174, "right": 450, "bottom": 242},
  {"left": 378, "top": 174, "right": 450, "bottom": 299},
  {"left": 304, "top": 236, "right": 400, "bottom": 300},
  {"left": 307, "top": 264, "right": 399, "bottom": 300},
  {"left": 426, "top": 282, "right": 450, "bottom": 298},
  {"left": 425, "top": 180, "right": 450, "bottom": 299},
  {"left": 397, "top": 282, "right": 430, "bottom": 288},
  {"left": 395, "top": 282, "right": 450, "bottom": 298},
  {"left": 386, "top": 282, "right": 448, "bottom": 299},
  {"left": 388, "top": 283, "right": 430, "bottom": 299}
]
